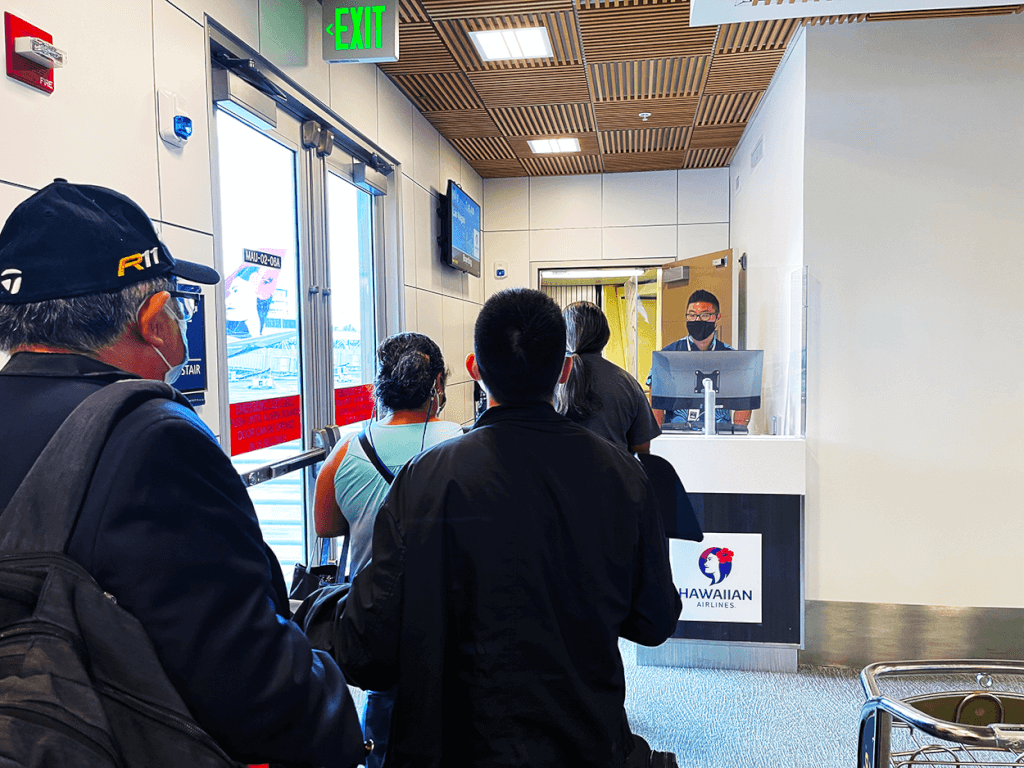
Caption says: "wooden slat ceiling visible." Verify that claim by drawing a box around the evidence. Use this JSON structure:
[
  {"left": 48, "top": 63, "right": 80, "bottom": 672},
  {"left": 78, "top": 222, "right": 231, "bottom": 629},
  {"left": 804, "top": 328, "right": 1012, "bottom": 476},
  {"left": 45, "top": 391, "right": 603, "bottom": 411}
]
[{"left": 381, "top": 0, "right": 1024, "bottom": 177}]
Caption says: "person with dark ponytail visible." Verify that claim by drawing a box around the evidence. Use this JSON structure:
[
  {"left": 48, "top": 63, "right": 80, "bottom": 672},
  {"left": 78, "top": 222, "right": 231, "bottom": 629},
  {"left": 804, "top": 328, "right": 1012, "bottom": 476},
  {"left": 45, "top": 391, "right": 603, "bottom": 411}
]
[
  {"left": 313, "top": 332, "right": 462, "bottom": 767},
  {"left": 556, "top": 301, "right": 660, "bottom": 453}
]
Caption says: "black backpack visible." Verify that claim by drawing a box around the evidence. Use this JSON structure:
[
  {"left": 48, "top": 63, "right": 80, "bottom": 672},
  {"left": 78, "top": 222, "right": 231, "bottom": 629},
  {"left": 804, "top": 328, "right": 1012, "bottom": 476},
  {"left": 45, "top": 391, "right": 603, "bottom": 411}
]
[{"left": 0, "top": 380, "right": 244, "bottom": 767}]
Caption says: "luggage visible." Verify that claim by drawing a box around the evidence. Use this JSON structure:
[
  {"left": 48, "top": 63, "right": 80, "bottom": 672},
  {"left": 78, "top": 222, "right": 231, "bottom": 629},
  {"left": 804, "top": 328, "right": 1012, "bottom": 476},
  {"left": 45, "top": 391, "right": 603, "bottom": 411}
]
[{"left": 0, "top": 380, "right": 243, "bottom": 766}]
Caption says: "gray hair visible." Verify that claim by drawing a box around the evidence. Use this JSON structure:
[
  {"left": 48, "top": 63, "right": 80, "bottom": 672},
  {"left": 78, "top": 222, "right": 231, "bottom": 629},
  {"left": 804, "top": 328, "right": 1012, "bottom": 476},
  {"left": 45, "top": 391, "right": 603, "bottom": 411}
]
[{"left": 0, "top": 276, "right": 174, "bottom": 353}]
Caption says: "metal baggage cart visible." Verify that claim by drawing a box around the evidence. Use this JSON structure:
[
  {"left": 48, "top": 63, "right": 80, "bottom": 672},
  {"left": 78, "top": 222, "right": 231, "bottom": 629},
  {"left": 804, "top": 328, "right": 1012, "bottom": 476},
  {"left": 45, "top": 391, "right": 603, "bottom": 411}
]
[{"left": 859, "top": 660, "right": 1024, "bottom": 767}]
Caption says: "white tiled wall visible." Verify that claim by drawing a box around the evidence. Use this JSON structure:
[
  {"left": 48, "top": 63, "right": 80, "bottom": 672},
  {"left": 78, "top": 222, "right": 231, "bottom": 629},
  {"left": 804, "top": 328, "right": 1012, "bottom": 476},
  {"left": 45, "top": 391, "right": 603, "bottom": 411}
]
[
  {"left": 329, "top": 62, "right": 378, "bottom": 142},
  {"left": 602, "top": 171, "right": 678, "bottom": 228},
  {"left": 411, "top": 111, "right": 441, "bottom": 196},
  {"left": 482, "top": 178, "right": 530, "bottom": 232},
  {"left": 260, "top": 0, "right": 331, "bottom": 105},
  {"left": 0, "top": 0, "right": 487, "bottom": 429},
  {"left": 172, "top": 0, "right": 260, "bottom": 49},
  {"left": 154, "top": 0, "right": 214, "bottom": 234},
  {"left": 530, "top": 176, "right": 602, "bottom": 230},
  {"left": 0, "top": 2, "right": 160, "bottom": 212},
  {"left": 482, "top": 169, "right": 731, "bottom": 296},
  {"left": 530, "top": 228, "right": 602, "bottom": 263},
  {"left": 376, "top": 69, "right": 413, "bottom": 166}
]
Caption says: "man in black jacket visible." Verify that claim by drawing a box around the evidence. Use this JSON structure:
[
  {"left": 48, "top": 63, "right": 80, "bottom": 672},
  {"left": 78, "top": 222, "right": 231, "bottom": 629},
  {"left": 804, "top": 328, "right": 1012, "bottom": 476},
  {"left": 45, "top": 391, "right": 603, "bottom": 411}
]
[
  {"left": 0, "top": 181, "right": 364, "bottom": 767},
  {"left": 338, "top": 288, "right": 682, "bottom": 767}
]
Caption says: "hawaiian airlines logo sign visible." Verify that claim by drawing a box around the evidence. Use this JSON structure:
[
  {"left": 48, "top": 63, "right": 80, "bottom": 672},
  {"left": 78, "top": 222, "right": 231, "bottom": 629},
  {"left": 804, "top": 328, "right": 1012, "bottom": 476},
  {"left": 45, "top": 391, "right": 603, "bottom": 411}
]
[
  {"left": 0, "top": 269, "right": 22, "bottom": 296},
  {"left": 668, "top": 533, "right": 762, "bottom": 624},
  {"left": 699, "top": 546, "right": 734, "bottom": 585}
]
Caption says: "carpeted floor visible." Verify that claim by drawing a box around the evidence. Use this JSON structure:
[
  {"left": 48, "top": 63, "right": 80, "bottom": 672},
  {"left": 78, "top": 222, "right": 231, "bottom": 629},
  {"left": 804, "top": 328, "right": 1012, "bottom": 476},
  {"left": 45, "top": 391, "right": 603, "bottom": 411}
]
[
  {"left": 621, "top": 640, "right": 863, "bottom": 768},
  {"left": 622, "top": 640, "right": 1024, "bottom": 768},
  {"left": 348, "top": 640, "right": 1024, "bottom": 767}
]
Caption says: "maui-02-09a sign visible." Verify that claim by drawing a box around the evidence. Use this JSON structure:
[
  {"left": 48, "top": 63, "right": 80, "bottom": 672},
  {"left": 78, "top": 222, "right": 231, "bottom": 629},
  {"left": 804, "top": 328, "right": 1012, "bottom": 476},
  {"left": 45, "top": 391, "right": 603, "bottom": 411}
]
[{"left": 670, "top": 533, "right": 762, "bottom": 624}]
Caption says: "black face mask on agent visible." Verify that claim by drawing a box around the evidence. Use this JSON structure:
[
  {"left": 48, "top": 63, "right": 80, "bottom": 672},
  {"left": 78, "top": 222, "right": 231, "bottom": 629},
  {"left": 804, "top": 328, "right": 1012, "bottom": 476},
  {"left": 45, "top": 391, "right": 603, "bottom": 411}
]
[{"left": 687, "top": 320, "right": 716, "bottom": 342}]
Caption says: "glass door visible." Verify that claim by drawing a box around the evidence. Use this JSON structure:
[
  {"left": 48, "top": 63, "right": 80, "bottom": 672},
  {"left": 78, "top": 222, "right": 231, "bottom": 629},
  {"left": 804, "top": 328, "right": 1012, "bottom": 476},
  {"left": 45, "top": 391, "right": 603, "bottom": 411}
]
[
  {"left": 325, "top": 166, "right": 376, "bottom": 427},
  {"left": 213, "top": 101, "right": 387, "bottom": 581},
  {"left": 215, "top": 108, "right": 310, "bottom": 579}
]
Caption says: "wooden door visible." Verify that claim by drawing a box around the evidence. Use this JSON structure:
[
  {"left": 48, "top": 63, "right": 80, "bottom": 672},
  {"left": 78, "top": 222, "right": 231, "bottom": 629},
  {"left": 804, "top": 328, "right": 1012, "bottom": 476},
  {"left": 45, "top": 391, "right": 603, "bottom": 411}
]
[{"left": 658, "top": 248, "right": 734, "bottom": 349}]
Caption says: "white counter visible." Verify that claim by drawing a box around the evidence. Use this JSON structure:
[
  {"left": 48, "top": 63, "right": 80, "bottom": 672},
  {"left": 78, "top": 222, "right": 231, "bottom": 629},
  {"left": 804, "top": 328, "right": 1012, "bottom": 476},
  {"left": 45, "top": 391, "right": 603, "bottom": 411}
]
[{"left": 651, "top": 435, "right": 805, "bottom": 496}]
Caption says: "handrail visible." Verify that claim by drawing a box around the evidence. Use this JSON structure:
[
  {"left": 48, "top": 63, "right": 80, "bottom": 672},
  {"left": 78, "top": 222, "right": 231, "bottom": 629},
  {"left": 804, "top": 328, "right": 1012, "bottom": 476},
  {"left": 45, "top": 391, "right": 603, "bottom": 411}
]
[
  {"left": 860, "top": 660, "right": 1024, "bottom": 752},
  {"left": 862, "top": 660, "right": 1024, "bottom": 698},
  {"left": 238, "top": 447, "right": 326, "bottom": 487}
]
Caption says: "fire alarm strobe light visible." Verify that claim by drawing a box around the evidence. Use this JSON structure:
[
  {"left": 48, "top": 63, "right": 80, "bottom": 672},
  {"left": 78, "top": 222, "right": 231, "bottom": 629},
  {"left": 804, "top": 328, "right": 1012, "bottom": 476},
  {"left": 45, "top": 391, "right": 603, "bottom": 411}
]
[
  {"left": 14, "top": 37, "right": 65, "bottom": 68},
  {"left": 5, "top": 13, "right": 58, "bottom": 93}
]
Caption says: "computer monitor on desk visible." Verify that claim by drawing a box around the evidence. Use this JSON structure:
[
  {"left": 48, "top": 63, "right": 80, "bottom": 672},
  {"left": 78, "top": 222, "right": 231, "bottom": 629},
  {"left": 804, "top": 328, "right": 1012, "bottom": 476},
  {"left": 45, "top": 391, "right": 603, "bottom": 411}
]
[{"left": 650, "top": 350, "right": 763, "bottom": 434}]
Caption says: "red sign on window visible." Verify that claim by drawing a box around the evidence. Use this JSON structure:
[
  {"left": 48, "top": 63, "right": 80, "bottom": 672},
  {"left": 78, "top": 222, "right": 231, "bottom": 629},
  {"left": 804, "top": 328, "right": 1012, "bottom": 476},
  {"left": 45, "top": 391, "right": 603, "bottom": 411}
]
[
  {"left": 334, "top": 384, "right": 374, "bottom": 426},
  {"left": 230, "top": 395, "right": 301, "bottom": 456}
]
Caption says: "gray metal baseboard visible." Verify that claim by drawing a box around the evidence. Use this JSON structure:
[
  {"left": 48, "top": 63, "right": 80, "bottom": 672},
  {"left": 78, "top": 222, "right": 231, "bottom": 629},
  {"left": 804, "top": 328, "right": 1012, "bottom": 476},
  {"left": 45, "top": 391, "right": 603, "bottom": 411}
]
[
  {"left": 637, "top": 640, "right": 798, "bottom": 672},
  {"left": 801, "top": 599, "right": 1024, "bottom": 668}
]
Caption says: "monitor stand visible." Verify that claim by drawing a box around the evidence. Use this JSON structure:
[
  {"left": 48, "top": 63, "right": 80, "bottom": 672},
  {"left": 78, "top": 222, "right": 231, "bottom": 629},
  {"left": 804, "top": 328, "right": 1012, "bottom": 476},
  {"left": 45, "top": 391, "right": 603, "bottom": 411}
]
[{"left": 701, "top": 376, "right": 716, "bottom": 436}]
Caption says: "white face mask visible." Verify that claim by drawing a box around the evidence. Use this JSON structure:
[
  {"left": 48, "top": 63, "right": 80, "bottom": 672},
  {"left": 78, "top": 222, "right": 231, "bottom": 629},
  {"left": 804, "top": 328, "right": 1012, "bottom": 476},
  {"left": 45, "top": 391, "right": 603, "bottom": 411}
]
[{"left": 147, "top": 306, "right": 189, "bottom": 385}]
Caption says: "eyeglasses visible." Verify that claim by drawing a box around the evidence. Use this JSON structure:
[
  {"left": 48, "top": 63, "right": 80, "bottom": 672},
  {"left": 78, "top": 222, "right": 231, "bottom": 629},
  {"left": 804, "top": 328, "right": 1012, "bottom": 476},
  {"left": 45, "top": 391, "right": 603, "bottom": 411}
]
[
  {"left": 685, "top": 311, "right": 717, "bottom": 322},
  {"left": 168, "top": 290, "right": 199, "bottom": 322}
]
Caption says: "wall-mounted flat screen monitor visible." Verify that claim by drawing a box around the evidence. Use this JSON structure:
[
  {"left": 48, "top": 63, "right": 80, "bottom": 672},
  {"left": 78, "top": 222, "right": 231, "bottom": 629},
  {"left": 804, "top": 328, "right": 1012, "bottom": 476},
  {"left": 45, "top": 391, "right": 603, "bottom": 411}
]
[
  {"left": 443, "top": 180, "right": 481, "bottom": 277},
  {"left": 650, "top": 350, "right": 764, "bottom": 411}
]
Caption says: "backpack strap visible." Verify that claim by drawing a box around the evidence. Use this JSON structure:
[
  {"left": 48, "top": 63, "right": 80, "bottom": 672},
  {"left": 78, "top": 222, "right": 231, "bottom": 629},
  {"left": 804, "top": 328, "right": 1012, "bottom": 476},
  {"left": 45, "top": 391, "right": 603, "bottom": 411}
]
[
  {"left": 357, "top": 429, "right": 394, "bottom": 485},
  {"left": 0, "top": 380, "right": 190, "bottom": 553}
]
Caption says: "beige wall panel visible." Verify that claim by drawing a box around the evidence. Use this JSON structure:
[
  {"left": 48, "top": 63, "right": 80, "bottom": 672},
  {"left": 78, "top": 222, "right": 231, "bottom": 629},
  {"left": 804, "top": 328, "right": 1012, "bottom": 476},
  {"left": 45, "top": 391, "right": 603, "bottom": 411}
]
[
  {"left": 439, "top": 137, "right": 462, "bottom": 194},
  {"left": 530, "top": 228, "right": 602, "bottom": 264},
  {"left": 0, "top": 2, "right": 159, "bottom": 212},
  {"left": 678, "top": 168, "right": 729, "bottom": 224},
  {"left": 260, "top": 0, "right": 330, "bottom": 105},
  {"left": 530, "top": 175, "right": 602, "bottom": 231},
  {"left": 804, "top": 16, "right": 1024, "bottom": 609},
  {"left": 415, "top": 288, "right": 443, "bottom": 355},
  {"left": 603, "top": 170, "right": 677, "bottom": 228},
  {"left": 329, "top": 62, "right": 379, "bottom": 143},
  {"left": 482, "top": 178, "right": 529, "bottom": 232},
  {"left": 174, "top": 0, "right": 259, "bottom": 49},
  {"left": 603, "top": 225, "right": 676, "bottom": 261},
  {"left": 412, "top": 110, "right": 441, "bottom": 196},
  {"left": 441, "top": 296, "right": 467, "bottom": 385},
  {"left": 677, "top": 223, "right": 729, "bottom": 261},
  {"left": 403, "top": 285, "right": 418, "bottom": 332},
  {"left": 376, "top": 70, "right": 412, "bottom": 166},
  {"left": 483, "top": 231, "right": 530, "bottom": 300},
  {"left": 401, "top": 175, "right": 417, "bottom": 287},
  {"left": 154, "top": 0, "right": 214, "bottom": 234}
]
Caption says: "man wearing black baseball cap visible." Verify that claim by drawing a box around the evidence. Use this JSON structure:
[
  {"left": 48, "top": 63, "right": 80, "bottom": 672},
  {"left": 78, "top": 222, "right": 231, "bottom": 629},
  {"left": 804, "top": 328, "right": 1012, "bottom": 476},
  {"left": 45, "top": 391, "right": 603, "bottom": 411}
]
[{"left": 0, "top": 181, "right": 364, "bottom": 767}]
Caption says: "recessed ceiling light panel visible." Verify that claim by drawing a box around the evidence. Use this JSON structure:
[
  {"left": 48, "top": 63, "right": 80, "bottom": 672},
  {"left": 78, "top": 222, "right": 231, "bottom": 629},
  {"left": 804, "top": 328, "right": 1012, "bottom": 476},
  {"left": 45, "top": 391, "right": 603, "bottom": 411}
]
[
  {"left": 469, "top": 28, "right": 554, "bottom": 61},
  {"left": 527, "top": 137, "right": 581, "bottom": 154}
]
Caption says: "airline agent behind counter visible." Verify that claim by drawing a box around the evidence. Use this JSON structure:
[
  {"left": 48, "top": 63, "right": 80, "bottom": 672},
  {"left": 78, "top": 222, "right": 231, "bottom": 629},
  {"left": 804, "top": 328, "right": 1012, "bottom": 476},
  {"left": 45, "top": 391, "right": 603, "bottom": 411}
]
[{"left": 648, "top": 289, "right": 751, "bottom": 430}]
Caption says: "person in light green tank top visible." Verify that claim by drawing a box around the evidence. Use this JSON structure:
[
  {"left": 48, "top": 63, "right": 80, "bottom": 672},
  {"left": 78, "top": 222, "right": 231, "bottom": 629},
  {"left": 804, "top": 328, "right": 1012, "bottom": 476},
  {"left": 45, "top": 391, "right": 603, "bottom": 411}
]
[{"left": 312, "top": 332, "right": 462, "bottom": 768}]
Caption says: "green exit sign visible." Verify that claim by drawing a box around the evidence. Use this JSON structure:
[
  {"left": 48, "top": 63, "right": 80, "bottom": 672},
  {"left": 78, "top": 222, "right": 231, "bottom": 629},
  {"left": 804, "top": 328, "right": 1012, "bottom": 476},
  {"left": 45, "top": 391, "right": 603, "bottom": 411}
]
[{"left": 322, "top": 2, "right": 398, "bottom": 63}]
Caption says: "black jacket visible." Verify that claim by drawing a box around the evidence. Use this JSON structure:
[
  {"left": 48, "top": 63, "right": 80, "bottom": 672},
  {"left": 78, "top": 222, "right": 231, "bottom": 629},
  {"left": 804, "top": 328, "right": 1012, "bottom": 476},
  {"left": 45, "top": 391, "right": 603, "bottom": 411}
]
[
  {"left": 338, "top": 403, "right": 681, "bottom": 768},
  {"left": 0, "top": 352, "right": 363, "bottom": 768}
]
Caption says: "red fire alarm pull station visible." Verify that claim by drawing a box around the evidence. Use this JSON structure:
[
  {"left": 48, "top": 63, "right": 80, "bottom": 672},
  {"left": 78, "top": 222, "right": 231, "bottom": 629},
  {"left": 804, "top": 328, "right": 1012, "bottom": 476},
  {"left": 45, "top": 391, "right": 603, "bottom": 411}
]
[{"left": 4, "top": 13, "right": 63, "bottom": 94}]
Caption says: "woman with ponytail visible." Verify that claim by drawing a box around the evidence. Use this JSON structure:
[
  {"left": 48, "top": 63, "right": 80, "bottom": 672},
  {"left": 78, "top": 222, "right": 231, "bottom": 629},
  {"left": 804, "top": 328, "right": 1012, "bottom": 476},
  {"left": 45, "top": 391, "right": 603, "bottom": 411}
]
[
  {"left": 555, "top": 301, "right": 660, "bottom": 453},
  {"left": 313, "top": 332, "right": 462, "bottom": 767}
]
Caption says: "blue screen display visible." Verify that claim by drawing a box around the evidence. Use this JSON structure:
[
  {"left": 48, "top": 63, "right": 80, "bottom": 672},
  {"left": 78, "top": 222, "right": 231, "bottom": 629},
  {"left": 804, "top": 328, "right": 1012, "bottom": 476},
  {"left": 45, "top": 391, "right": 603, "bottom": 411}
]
[{"left": 448, "top": 183, "right": 481, "bottom": 277}]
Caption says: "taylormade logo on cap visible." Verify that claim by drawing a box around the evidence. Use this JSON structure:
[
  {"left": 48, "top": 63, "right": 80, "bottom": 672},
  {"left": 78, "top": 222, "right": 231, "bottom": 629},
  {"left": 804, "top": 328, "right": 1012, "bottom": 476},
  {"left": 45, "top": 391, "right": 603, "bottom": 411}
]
[{"left": 0, "top": 269, "right": 22, "bottom": 296}]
